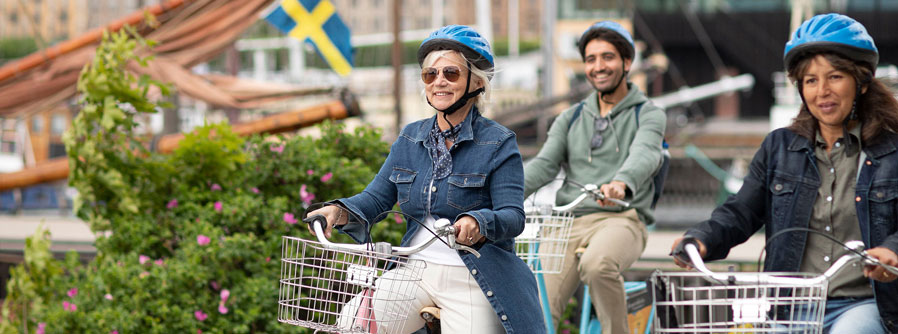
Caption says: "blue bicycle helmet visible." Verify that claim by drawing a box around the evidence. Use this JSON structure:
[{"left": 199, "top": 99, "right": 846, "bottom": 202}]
[
  {"left": 578, "top": 21, "right": 635, "bottom": 61},
  {"left": 784, "top": 13, "right": 878, "bottom": 72},
  {"left": 417, "top": 25, "right": 494, "bottom": 72}
]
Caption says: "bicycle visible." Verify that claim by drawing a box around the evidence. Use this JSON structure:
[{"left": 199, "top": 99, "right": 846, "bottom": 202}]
[
  {"left": 519, "top": 181, "right": 651, "bottom": 334},
  {"left": 656, "top": 237, "right": 898, "bottom": 333},
  {"left": 277, "top": 210, "right": 480, "bottom": 334}
]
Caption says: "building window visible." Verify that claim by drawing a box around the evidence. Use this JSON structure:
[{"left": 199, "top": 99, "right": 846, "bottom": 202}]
[
  {"left": 50, "top": 114, "right": 66, "bottom": 135},
  {"left": 31, "top": 116, "right": 43, "bottom": 133},
  {"left": 10, "top": 12, "right": 17, "bottom": 24},
  {"left": 60, "top": 11, "right": 68, "bottom": 23}
]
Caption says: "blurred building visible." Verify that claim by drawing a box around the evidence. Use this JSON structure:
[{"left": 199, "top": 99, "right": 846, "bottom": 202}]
[
  {"left": 330, "top": 0, "right": 542, "bottom": 41},
  {"left": 0, "top": 0, "right": 163, "bottom": 42}
]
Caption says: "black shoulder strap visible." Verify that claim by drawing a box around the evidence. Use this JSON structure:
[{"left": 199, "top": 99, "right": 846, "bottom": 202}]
[
  {"left": 567, "top": 102, "right": 585, "bottom": 131},
  {"left": 635, "top": 101, "right": 645, "bottom": 128}
]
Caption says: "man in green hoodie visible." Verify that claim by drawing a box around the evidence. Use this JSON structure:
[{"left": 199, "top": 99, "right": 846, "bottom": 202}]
[{"left": 524, "top": 21, "right": 666, "bottom": 334}]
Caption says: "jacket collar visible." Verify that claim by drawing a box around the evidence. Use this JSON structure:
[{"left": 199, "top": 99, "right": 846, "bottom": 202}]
[
  {"left": 787, "top": 127, "right": 898, "bottom": 159},
  {"left": 414, "top": 106, "right": 478, "bottom": 147}
]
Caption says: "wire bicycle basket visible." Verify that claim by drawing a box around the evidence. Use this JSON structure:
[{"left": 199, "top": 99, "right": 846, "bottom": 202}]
[
  {"left": 278, "top": 236, "right": 426, "bottom": 334},
  {"left": 516, "top": 205, "right": 575, "bottom": 274},
  {"left": 651, "top": 271, "right": 828, "bottom": 334}
]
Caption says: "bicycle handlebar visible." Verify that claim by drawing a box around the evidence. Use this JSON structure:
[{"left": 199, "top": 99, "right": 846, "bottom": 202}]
[
  {"left": 303, "top": 214, "right": 481, "bottom": 258},
  {"left": 546, "top": 183, "right": 630, "bottom": 213},
  {"left": 672, "top": 237, "right": 898, "bottom": 286}
]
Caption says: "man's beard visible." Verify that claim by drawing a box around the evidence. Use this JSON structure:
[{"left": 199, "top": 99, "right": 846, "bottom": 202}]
[{"left": 589, "top": 68, "right": 624, "bottom": 95}]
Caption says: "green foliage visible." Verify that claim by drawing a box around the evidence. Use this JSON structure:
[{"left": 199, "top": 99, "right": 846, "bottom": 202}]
[
  {"left": 0, "top": 38, "right": 38, "bottom": 62},
  {"left": 4, "top": 27, "right": 394, "bottom": 333}
]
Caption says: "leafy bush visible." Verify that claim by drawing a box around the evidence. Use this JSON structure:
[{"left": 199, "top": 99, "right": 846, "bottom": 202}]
[{"left": 1, "top": 28, "right": 395, "bottom": 333}]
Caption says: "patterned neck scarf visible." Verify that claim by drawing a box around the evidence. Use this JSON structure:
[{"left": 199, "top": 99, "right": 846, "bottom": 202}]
[{"left": 426, "top": 118, "right": 463, "bottom": 180}]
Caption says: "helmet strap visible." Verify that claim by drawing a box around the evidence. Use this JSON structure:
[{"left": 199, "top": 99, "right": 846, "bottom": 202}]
[
  {"left": 598, "top": 69, "right": 629, "bottom": 105},
  {"left": 426, "top": 61, "right": 483, "bottom": 136}
]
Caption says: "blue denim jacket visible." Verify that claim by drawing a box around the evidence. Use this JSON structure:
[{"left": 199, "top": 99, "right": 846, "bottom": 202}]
[
  {"left": 336, "top": 110, "right": 545, "bottom": 333},
  {"left": 686, "top": 128, "right": 898, "bottom": 332}
]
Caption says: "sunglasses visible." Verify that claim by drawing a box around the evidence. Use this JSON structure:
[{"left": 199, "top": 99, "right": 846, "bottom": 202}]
[
  {"left": 421, "top": 66, "right": 462, "bottom": 84},
  {"left": 591, "top": 117, "right": 609, "bottom": 149}
]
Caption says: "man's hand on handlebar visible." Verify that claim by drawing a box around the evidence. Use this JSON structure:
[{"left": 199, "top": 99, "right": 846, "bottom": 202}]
[
  {"left": 305, "top": 205, "right": 349, "bottom": 239},
  {"left": 597, "top": 181, "right": 627, "bottom": 207},
  {"left": 670, "top": 236, "right": 708, "bottom": 269},
  {"left": 864, "top": 247, "right": 898, "bottom": 283}
]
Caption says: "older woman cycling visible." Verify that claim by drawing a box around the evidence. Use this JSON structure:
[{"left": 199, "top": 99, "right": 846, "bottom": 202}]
[
  {"left": 671, "top": 14, "right": 898, "bottom": 334},
  {"left": 307, "top": 25, "right": 544, "bottom": 334}
]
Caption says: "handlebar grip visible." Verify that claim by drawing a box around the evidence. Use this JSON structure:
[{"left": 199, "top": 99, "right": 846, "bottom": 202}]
[
  {"left": 303, "top": 214, "right": 327, "bottom": 229},
  {"left": 672, "top": 236, "right": 701, "bottom": 265}
]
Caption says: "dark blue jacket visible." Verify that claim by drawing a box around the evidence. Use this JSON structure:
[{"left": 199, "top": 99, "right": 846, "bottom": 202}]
[
  {"left": 686, "top": 128, "right": 898, "bottom": 332},
  {"left": 337, "top": 110, "right": 545, "bottom": 333}
]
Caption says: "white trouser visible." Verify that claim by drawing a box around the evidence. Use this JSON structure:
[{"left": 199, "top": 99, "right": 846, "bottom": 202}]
[{"left": 341, "top": 262, "right": 505, "bottom": 334}]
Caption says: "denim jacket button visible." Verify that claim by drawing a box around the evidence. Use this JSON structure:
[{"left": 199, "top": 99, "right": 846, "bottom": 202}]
[
  {"left": 866, "top": 160, "right": 872, "bottom": 166},
  {"left": 774, "top": 184, "right": 783, "bottom": 191},
  {"left": 487, "top": 290, "right": 494, "bottom": 297},
  {"left": 501, "top": 315, "right": 508, "bottom": 321},
  {"left": 877, "top": 192, "right": 885, "bottom": 198},
  {"left": 856, "top": 196, "right": 862, "bottom": 202},
  {"left": 471, "top": 269, "right": 478, "bottom": 275},
  {"left": 431, "top": 186, "right": 437, "bottom": 192}
]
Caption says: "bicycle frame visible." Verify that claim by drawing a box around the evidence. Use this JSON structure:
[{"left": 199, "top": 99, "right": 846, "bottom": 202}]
[
  {"left": 278, "top": 214, "right": 480, "bottom": 334},
  {"left": 654, "top": 239, "right": 898, "bottom": 333},
  {"left": 521, "top": 183, "right": 632, "bottom": 334}
]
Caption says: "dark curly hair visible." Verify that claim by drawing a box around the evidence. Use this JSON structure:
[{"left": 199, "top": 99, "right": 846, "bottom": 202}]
[{"left": 787, "top": 52, "right": 898, "bottom": 145}]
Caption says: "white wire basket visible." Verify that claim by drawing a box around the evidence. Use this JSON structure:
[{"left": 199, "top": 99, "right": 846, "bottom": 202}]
[
  {"left": 516, "top": 206, "right": 574, "bottom": 274},
  {"left": 651, "top": 271, "right": 828, "bottom": 334},
  {"left": 278, "top": 236, "right": 426, "bottom": 334}
]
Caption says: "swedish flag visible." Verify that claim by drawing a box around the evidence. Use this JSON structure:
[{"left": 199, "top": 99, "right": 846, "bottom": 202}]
[{"left": 265, "top": 0, "right": 353, "bottom": 76}]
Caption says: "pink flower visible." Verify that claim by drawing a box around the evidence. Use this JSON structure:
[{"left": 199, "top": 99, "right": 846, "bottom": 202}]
[
  {"left": 36, "top": 323, "right": 46, "bottom": 334},
  {"left": 111, "top": 331, "right": 119, "bottom": 334},
  {"left": 220, "top": 289, "right": 230, "bottom": 301},
  {"left": 67, "top": 288, "right": 78, "bottom": 298},
  {"left": 300, "top": 185, "right": 315, "bottom": 205},
  {"left": 306, "top": 169, "right": 314, "bottom": 175},
  {"left": 62, "top": 301, "right": 77, "bottom": 312},
  {"left": 140, "top": 271, "right": 150, "bottom": 278},
  {"left": 394, "top": 214, "right": 404, "bottom": 225},
  {"left": 251, "top": 187, "right": 260, "bottom": 194},
  {"left": 211, "top": 183, "right": 222, "bottom": 191},
  {"left": 214, "top": 201, "right": 222, "bottom": 212},
  {"left": 139, "top": 255, "right": 150, "bottom": 265},
  {"left": 211, "top": 281, "right": 220, "bottom": 290},
  {"left": 265, "top": 257, "right": 271, "bottom": 263},
  {"left": 194, "top": 310, "right": 208, "bottom": 321},
  {"left": 218, "top": 303, "right": 228, "bottom": 314},
  {"left": 320, "top": 172, "right": 333, "bottom": 183},
  {"left": 270, "top": 144, "right": 285, "bottom": 153},
  {"left": 197, "top": 330, "right": 202, "bottom": 334},
  {"left": 105, "top": 294, "right": 113, "bottom": 301},
  {"left": 283, "top": 213, "right": 298, "bottom": 224},
  {"left": 197, "top": 235, "right": 210, "bottom": 246},
  {"left": 155, "top": 259, "right": 164, "bottom": 266},
  {"left": 166, "top": 199, "right": 178, "bottom": 209}
]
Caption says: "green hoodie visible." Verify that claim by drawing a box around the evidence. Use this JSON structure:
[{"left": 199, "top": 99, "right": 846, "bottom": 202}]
[{"left": 524, "top": 83, "right": 666, "bottom": 224}]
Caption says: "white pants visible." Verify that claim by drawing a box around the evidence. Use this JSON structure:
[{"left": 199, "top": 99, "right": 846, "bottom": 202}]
[{"left": 342, "top": 262, "right": 505, "bottom": 334}]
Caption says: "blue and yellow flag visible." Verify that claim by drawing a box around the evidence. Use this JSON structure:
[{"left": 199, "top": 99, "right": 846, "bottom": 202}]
[{"left": 265, "top": 0, "right": 353, "bottom": 76}]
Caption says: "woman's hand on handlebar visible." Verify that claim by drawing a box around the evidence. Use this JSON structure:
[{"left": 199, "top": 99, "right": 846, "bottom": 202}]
[
  {"left": 670, "top": 236, "right": 708, "bottom": 269},
  {"left": 864, "top": 247, "right": 898, "bottom": 283},
  {"left": 305, "top": 205, "right": 348, "bottom": 239},
  {"left": 454, "top": 215, "right": 484, "bottom": 246},
  {"left": 598, "top": 181, "right": 627, "bottom": 207}
]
